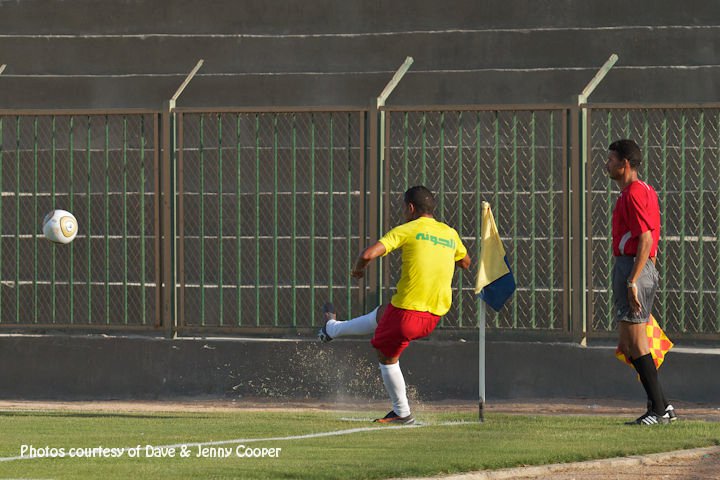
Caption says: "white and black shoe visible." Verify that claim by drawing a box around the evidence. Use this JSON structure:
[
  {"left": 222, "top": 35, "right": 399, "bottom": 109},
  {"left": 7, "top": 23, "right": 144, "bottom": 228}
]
[
  {"left": 625, "top": 411, "right": 671, "bottom": 426},
  {"left": 316, "top": 302, "right": 336, "bottom": 343},
  {"left": 645, "top": 401, "right": 678, "bottom": 423},
  {"left": 665, "top": 404, "right": 678, "bottom": 422}
]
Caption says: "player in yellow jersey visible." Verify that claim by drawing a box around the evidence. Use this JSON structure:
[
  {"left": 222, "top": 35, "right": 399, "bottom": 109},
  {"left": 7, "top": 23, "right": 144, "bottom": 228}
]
[{"left": 318, "top": 186, "right": 471, "bottom": 424}]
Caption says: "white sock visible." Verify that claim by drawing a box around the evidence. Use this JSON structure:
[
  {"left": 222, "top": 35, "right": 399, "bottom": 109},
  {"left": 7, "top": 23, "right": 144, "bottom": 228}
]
[
  {"left": 379, "top": 362, "right": 411, "bottom": 417},
  {"left": 325, "top": 307, "right": 378, "bottom": 338}
]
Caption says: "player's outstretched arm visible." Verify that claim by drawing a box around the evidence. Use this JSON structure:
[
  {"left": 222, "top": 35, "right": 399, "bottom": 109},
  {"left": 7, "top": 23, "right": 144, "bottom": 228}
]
[{"left": 351, "top": 242, "right": 387, "bottom": 278}]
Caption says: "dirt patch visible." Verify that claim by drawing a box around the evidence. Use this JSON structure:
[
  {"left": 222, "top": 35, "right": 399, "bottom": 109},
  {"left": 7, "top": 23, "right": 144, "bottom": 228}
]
[
  {"left": 526, "top": 451, "right": 720, "bottom": 480},
  {"left": 396, "top": 447, "right": 720, "bottom": 480}
]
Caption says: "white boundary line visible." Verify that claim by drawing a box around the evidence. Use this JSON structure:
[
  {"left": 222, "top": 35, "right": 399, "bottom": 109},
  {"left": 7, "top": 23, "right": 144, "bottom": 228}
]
[{"left": 0, "top": 421, "right": 470, "bottom": 463}]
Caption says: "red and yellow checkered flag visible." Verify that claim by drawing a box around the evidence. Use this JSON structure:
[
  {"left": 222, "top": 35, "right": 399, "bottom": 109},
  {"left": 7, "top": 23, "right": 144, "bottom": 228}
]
[{"left": 615, "top": 314, "right": 674, "bottom": 369}]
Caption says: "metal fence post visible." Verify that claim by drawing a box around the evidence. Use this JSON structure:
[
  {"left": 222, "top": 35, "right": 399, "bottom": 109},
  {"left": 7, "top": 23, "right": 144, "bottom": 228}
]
[
  {"left": 366, "top": 100, "right": 381, "bottom": 307},
  {"left": 153, "top": 113, "right": 163, "bottom": 330},
  {"left": 562, "top": 109, "right": 571, "bottom": 337},
  {"left": 160, "top": 101, "right": 177, "bottom": 338},
  {"left": 161, "top": 60, "right": 203, "bottom": 338},
  {"left": 363, "top": 57, "right": 414, "bottom": 308},
  {"left": 573, "top": 54, "right": 618, "bottom": 344},
  {"left": 584, "top": 107, "right": 596, "bottom": 341},
  {"left": 570, "top": 108, "right": 587, "bottom": 344},
  {"left": 357, "top": 110, "right": 368, "bottom": 311}
]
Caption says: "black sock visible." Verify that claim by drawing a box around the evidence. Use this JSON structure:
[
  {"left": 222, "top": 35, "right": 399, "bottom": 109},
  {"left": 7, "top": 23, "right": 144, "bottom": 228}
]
[
  {"left": 629, "top": 357, "right": 655, "bottom": 412},
  {"left": 631, "top": 357, "right": 655, "bottom": 412},
  {"left": 628, "top": 356, "right": 666, "bottom": 413},
  {"left": 631, "top": 354, "right": 667, "bottom": 416},
  {"left": 650, "top": 393, "right": 669, "bottom": 411}
]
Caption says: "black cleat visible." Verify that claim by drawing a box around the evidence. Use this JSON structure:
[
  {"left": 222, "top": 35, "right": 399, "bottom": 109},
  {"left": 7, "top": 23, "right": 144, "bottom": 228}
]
[
  {"left": 625, "top": 411, "right": 671, "bottom": 426},
  {"left": 373, "top": 410, "right": 415, "bottom": 425},
  {"left": 317, "top": 302, "right": 336, "bottom": 343}
]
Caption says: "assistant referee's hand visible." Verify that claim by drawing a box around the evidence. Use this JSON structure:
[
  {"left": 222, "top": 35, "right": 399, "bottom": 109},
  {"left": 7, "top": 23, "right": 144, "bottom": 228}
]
[
  {"left": 627, "top": 286, "right": 642, "bottom": 317},
  {"left": 351, "top": 268, "right": 365, "bottom": 279}
]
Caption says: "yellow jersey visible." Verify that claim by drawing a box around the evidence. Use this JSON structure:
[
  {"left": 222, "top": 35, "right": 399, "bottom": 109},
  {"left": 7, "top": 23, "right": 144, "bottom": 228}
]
[{"left": 378, "top": 216, "right": 467, "bottom": 316}]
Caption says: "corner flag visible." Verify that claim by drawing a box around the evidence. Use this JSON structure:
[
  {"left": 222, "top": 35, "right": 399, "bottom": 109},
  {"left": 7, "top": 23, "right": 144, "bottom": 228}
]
[
  {"left": 475, "top": 203, "right": 516, "bottom": 312},
  {"left": 615, "top": 314, "right": 674, "bottom": 370}
]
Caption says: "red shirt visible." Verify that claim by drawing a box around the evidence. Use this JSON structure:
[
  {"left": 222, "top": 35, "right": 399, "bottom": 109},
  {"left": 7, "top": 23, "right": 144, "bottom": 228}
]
[{"left": 611, "top": 180, "right": 660, "bottom": 257}]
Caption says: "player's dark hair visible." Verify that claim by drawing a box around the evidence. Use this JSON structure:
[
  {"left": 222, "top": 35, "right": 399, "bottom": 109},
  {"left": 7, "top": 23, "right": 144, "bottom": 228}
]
[
  {"left": 608, "top": 139, "right": 642, "bottom": 169},
  {"left": 404, "top": 185, "right": 435, "bottom": 215}
]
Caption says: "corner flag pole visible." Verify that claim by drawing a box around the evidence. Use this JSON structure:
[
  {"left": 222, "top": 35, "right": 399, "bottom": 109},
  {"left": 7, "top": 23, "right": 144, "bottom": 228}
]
[
  {"left": 479, "top": 292, "right": 486, "bottom": 422},
  {"left": 478, "top": 201, "right": 490, "bottom": 422}
]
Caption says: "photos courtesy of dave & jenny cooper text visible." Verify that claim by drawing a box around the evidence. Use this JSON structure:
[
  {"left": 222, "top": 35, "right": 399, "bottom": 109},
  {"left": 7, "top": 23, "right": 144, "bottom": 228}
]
[{"left": 18, "top": 444, "right": 283, "bottom": 460}]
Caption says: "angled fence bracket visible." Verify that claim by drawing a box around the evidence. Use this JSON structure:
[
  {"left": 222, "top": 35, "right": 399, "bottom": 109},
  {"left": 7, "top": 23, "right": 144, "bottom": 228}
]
[
  {"left": 169, "top": 59, "right": 204, "bottom": 111},
  {"left": 578, "top": 54, "right": 618, "bottom": 107}
]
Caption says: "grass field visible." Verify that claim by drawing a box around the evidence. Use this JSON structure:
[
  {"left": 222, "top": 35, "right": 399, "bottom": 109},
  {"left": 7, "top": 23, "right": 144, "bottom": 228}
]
[{"left": 1, "top": 409, "right": 719, "bottom": 479}]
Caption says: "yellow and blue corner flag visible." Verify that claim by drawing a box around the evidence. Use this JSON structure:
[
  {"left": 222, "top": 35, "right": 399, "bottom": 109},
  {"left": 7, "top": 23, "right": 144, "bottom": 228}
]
[{"left": 475, "top": 202, "right": 516, "bottom": 312}]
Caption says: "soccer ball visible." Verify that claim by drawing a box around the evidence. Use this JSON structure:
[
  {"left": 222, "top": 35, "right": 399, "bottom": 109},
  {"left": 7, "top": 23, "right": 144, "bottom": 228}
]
[{"left": 42, "top": 209, "right": 78, "bottom": 244}]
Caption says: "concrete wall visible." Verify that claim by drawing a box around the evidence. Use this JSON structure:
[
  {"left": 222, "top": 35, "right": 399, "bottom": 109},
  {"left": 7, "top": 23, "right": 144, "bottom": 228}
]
[
  {"left": 1, "top": 0, "right": 719, "bottom": 108},
  {"left": 3, "top": 0, "right": 718, "bottom": 35},
  {"left": 1, "top": 335, "right": 717, "bottom": 404}
]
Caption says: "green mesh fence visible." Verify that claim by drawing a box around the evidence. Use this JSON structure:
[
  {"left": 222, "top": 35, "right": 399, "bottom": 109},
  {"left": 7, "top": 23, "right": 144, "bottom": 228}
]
[
  {"left": 176, "top": 111, "right": 366, "bottom": 330},
  {"left": 2, "top": 106, "right": 718, "bottom": 340},
  {"left": 589, "top": 108, "right": 720, "bottom": 335},
  {"left": 384, "top": 109, "right": 568, "bottom": 331},
  {"left": 0, "top": 113, "right": 158, "bottom": 327}
]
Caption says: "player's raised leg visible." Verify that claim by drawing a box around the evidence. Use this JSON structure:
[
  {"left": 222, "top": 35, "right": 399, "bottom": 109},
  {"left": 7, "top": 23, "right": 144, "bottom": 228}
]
[{"left": 317, "top": 303, "right": 385, "bottom": 343}]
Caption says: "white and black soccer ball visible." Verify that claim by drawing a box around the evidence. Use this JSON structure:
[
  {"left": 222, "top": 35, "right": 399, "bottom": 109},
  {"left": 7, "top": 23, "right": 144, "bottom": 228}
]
[{"left": 42, "top": 209, "right": 78, "bottom": 244}]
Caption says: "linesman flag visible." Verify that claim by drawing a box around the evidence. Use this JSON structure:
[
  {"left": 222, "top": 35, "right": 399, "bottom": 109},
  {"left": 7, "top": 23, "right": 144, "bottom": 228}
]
[
  {"left": 615, "top": 314, "right": 674, "bottom": 370},
  {"left": 475, "top": 203, "right": 516, "bottom": 311}
]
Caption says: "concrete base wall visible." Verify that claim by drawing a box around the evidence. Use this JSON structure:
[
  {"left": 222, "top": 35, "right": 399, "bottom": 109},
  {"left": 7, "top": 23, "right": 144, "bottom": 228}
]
[{"left": 1, "top": 335, "right": 717, "bottom": 404}]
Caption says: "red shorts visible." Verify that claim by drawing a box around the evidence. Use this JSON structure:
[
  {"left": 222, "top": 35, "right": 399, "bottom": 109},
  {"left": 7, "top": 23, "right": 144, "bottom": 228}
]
[{"left": 370, "top": 304, "right": 441, "bottom": 358}]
